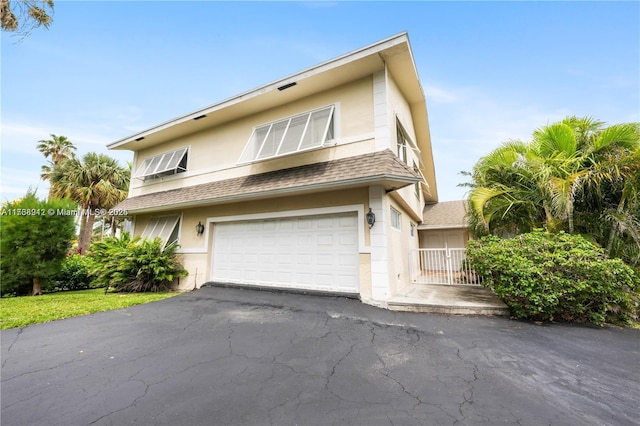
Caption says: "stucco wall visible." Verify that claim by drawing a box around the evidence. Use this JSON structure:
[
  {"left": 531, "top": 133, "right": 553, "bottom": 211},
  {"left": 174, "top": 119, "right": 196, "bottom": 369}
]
[
  {"left": 130, "top": 77, "right": 375, "bottom": 197},
  {"left": 386, "top": 197, "right": 420, "bottom": 296}
]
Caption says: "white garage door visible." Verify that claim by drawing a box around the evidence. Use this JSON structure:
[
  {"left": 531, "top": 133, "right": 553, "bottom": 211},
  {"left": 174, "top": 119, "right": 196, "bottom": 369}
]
[{"left": 211, "top": 212, "right": 359, "bottom": 294}]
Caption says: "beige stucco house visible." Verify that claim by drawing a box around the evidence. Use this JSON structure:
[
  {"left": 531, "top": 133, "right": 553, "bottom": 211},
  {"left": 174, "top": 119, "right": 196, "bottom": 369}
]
[{"left": 110, "top": 32, "right": 453, "bottom": 307}]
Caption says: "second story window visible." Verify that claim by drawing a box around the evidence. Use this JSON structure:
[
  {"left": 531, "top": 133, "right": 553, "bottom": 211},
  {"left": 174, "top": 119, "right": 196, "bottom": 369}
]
[
  {"left": 134, "top": 147, "right": 188, "bottom": 181},
  {"left": 413, "top": 161, "right": 421, "bottom": 198},
  {"left": 396, "top": 120, "right": 411, "bottom": 164},
  {"left": 238, "top": 105, "right": 335, "bottom": 164}
]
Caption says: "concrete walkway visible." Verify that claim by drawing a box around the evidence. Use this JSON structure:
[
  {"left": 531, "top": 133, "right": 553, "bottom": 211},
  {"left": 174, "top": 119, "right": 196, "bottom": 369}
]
[{"left": 388, "top": 283, "right": 510, "bottom": 316}]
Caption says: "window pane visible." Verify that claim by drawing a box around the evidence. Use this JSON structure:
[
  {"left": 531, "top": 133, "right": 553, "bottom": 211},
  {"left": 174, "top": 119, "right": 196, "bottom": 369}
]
[
  {"left": 136, "top": 148, "right": 189, "bottom": 179},
  {"left": 162, "top": 148, "right": 187, "bottom": 172},
  {"left": 141, "top": 215, "right": 180, "bottom": 248},
  {"left": 239, "top": 126, "right": 270, "bottom": 163},
  {"left": 391, "top": 207, "right": 401, "bottom": 230},
  {"left": 135, "top": 158, "right": 152, "bottom": 177},
  {"left": 156, "top": 152, "right": 175, "bottom": 173},
  {"left": 144, "top": 156, "right": 161, "bottom": 176},
  {"left": 258, "top": 121, "right": 287, "bottom": 159},
  {"left": 278, "top": 114, "right": 308, "bottom": 155},
  {"left": 238, "top": 105, "right": 335, "bottom": 164},
  {"left": 300, "top": 107, "right": 332, "bottom": 150}
]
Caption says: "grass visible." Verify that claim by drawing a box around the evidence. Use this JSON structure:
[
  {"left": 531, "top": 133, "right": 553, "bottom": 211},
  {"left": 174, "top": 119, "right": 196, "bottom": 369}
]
[{"left": 0, "top": 288, "right": 180, "bottom": 330}]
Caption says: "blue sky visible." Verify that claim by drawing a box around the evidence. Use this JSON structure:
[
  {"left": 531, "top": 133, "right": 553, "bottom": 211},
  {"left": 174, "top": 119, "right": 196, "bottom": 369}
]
[{"left": 2, "top": 1, "right": 639, "bottom": 202}]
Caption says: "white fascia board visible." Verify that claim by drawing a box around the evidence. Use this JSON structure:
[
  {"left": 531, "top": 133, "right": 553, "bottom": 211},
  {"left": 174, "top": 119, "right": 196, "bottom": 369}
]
[{"left": 108, "top": 33, "right": 409, "bottom": 150}]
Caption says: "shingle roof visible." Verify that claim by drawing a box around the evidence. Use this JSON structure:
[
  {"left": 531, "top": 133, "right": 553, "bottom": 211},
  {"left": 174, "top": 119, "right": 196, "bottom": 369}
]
[
  {"left": 420, "top": 200, "right": 468, "bottom": 228},
  {"left": 116, "top": 150, "right": 420, "bottom": 213}
]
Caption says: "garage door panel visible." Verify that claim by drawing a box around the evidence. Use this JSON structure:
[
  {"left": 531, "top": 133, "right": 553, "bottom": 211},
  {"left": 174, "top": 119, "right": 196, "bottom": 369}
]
[{"left": 212, "top": 212, "right": 359, "bottom": 294}]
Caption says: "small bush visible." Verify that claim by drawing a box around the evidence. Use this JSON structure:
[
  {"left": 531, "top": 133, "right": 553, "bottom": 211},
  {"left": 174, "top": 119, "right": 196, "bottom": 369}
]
[
  {"left": 48, "top": 254, "right": 95, "bottom": 292},
  {"left": 87, "top": 233, "right": 188, "bottom": 292},
  {"left": 466, "top": 230, "right": 639, "bottom": 325}
]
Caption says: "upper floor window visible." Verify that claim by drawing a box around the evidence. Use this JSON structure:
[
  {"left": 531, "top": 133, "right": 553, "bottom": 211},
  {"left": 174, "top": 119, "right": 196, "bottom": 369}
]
[
  {"left": 141, "top": 214, "right": 181, "bottom": 248},
  {"left": 134, "top": 147, "right": 188, "bottom": 181},
  {"left": 238, "top": 105, "right": 335, "bottom": 164},
  {"left": 396, "top": 120, "right": 411, "bottom": 164},
  {"left": 413, "top": 161, "right": 421, "bottom": 198}
]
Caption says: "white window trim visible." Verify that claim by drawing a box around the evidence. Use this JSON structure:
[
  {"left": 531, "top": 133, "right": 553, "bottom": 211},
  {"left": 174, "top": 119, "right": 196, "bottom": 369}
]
[
  {"left": 134, "top": 147, "right": 189, "bottom": 181},
  {"left": 390, "top": 206, "right": 401, "bottom": 231},
  {"left": 238, "top": 105, "right": 337, "bottom": 165}
]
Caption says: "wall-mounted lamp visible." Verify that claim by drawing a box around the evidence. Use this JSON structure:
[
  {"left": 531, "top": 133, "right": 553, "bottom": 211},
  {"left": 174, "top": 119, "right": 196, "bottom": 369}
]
[
  {"left": 196, "top": 221, "right": 205, "bottom": 236},
  {"left": 410, "top": 223, "right": 415, "bottom": 237},
  {"left": 366, "top": 208, "right": 376, "bottom": 229}
]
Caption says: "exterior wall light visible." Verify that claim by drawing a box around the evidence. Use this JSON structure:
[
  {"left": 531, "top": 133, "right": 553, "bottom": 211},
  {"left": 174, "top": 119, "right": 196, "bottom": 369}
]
[
  {"left": 196, "top": 221, "right": 205, "bottom": 236},
  {"left": 366, "top": 208, "right": 376, "bottom": 229}
]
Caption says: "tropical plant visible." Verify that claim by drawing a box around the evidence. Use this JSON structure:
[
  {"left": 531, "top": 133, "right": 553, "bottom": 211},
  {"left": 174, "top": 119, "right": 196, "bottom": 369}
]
[
  {"left": 466, "top": 230, "right": 639, "bottom": 325},
  {"left": 1, "top": 0, "right": 54, "bottom": 36},
  {"left": 1, "top": 191, "right": 76, "bottom": 296},
  {"left": 50, "top": 152, "right": 130, "bottom": 254},
  {"left": 49, "top": 254, "right": 94, "bottom": 292},
  {"left": 37, "top": 134, "right": 77, "bottom": 198},
  {"left": 87, "top": 233, "right": 187, "bottom": 292},
  {"left": 465, "top": 116, "right": 640, "bottom": 265}
]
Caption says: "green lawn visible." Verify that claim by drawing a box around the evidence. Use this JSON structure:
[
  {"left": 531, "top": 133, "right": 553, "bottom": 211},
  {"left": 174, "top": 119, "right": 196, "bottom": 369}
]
[{"left": 0, "top": 289, "right": 180, "bottom": 330}]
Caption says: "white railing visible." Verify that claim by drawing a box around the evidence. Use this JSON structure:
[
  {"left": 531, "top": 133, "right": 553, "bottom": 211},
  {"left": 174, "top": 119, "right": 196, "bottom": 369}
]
[{"left": 410, "top": 247, "right": 482, "bottom": 285}]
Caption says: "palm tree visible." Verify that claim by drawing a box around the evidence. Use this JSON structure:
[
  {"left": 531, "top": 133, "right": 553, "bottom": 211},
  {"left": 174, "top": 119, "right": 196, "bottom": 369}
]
[
  {"left": 466, "top": 116, "right": 639, "bottom": 264},
  {"left": 50, "top": 153, "right": 130, "bottom": 254},
  {"left": 37, "top": 134, "right": 77, "bottom": 198}
]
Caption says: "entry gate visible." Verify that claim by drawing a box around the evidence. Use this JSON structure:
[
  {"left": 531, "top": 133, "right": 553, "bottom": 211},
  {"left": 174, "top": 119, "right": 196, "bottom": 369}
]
[{"left": 410, "top": 247, "right": 481, "bottom": 285}]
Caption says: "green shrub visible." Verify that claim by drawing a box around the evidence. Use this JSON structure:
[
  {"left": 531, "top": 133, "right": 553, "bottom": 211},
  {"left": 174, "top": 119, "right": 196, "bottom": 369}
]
[
  {"left": 466, "top": 230, "right": 639, "bottom": 325},
  {"left": 87, "top": 233, "right": 188, "bottom": 292},
  {"left": 49, "top": 254, "right": 95, "bottom": 292},
  {"left": 1, "top": 192, "right": 76, "bottom": 296}
]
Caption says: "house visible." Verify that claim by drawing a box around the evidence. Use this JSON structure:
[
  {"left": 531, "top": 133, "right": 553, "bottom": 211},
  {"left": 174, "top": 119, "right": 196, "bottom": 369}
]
[{"left": 109, "top": 32, "right": 446, "bottom": 307}]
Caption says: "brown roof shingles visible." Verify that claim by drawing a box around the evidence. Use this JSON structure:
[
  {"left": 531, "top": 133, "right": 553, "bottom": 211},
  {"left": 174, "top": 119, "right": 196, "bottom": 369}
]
[
  {"left": 421, "top": 200, "right": 468, "bottom": 228},
  {"left": 117, "top": 150, "right": 420, "bottom": 213}
]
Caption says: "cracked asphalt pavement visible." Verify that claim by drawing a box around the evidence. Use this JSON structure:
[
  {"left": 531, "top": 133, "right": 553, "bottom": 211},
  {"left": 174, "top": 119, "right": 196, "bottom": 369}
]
[{"left": 2, "top": 286, "right": 639, "bottom": 425}]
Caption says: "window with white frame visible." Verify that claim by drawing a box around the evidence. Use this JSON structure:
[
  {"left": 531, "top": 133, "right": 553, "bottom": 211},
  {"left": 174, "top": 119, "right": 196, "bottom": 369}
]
[
  {"left": 413, "top": 161, "right": 421, "bottom": 198},
  {"left": 390, "top": 206, "right": 401, "bottom": 230},
  {"left": 238, "top": 105, "right": 335, "bottom": 164},
  {"left": 134, "top": 148, "right": 188, "bottom": 181},
  {"left": 141, "top": 214, "right": 181, "bottom": 248},
  {"left": 396, "top": 120, "right": 410, "bottom": 164}
]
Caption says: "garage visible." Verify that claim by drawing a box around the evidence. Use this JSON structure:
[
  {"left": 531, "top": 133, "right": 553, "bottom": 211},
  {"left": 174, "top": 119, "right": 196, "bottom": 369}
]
[{"left": 211, "top": 212, "right": 359, "bottom": 294}]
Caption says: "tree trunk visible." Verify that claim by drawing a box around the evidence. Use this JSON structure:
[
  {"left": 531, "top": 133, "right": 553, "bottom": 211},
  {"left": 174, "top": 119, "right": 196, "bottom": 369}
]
[
  {"left": 78, "top": 208, "right": 96, "bottom": 255},
  {"left": 32, "top": 277, "right": 43, "bottom": 296}
]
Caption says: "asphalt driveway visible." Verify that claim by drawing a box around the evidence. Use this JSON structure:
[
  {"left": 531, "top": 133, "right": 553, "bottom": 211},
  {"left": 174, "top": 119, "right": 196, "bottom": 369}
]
[{"left": 2, "top": 286, "right": 639, "bottom": 426}]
